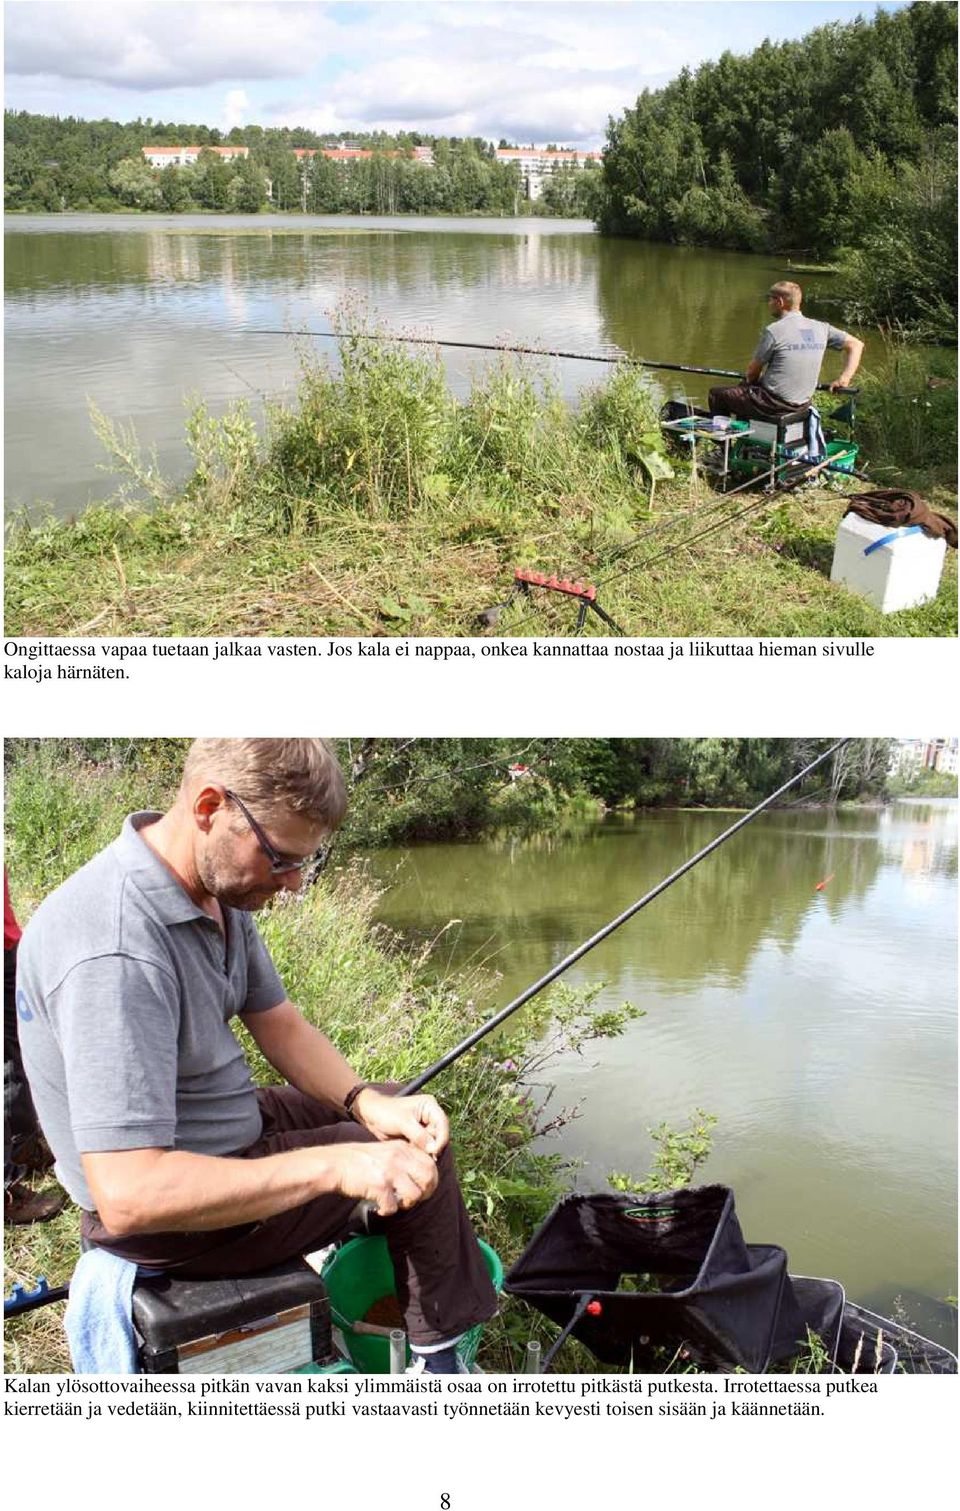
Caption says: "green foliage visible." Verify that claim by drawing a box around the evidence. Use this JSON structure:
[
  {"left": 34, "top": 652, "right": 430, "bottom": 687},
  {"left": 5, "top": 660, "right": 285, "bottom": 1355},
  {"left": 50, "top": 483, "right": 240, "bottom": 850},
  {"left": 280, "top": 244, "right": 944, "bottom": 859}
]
[
  {"left": 5, "top": 319, "right": 955, "bottom": 637},
  {"left": 4, "top": 739, "right": 187, "bottom": 909},
  {"left": 108, "top": 156, "right": 161, "bottom": 209},
  {"left": 854, "top": 335, "right": 958, "bottom": 475},
  {"left": 3, "top": 114, "right": 533, "bottom": 219},
  {"left": 887, "top": 766, "right": 958, "bottom": 798},
  {"left": 600, "top": 1, "right": 958, "bottom": 336},
  {"left": 836, "top": 134, "right": 958, "bottom": 340},
  {"left": 609, "top": 1110, "right": 718, "bottom": 1194},
  {"left": 267, "top": 323, "right": 455, "bottom": 519}
]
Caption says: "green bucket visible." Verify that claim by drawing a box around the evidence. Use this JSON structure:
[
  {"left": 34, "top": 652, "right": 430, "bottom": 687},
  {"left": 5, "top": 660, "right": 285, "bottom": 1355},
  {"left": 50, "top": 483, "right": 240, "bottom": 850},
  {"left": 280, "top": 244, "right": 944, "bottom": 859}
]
[
  {"left": 321, "top": 1234, "right": 502, "bottom": 1373},
  {"left": 826, "top": 438, "right": 859, "bottom": 473}
]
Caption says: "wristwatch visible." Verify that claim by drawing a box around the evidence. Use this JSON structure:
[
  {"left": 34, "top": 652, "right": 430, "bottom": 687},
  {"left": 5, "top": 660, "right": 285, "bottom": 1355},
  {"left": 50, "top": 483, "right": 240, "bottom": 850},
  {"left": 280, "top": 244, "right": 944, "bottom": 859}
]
[{"left": 343, "top": 1082, "right": 372, "bottom": 1121}]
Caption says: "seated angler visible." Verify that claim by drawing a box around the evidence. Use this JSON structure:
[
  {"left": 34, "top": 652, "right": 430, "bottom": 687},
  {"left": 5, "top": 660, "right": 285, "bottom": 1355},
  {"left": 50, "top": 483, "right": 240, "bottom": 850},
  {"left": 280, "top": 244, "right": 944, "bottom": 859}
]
[
  {"left": 16, "top": 738, "right": 497, "bottom": 1374},
  {"left": 709, "top": 281, "right": 864, "bottom": 422}
]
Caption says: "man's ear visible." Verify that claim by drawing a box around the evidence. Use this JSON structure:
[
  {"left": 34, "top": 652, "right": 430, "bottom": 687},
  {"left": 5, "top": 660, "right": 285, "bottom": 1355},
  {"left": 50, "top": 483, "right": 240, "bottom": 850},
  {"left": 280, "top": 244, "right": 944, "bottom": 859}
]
[{"left": 194, "top": 784, "right": 227, "bottom": 833}]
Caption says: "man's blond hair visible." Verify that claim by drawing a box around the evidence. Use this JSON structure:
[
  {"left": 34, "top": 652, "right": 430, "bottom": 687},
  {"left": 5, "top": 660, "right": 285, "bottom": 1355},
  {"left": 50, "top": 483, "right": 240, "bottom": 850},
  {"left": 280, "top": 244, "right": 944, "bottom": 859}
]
[
  {"left": 769, "top": 281, "right": 802, "bottom": 309},
  {"left": 182, "top": 739, "right": 347, "bottom": 830}
]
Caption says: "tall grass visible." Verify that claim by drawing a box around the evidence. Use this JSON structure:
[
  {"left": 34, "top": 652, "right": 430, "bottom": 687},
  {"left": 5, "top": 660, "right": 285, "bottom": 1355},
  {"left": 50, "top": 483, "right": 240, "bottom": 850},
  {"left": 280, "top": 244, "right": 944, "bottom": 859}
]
[{"left": 854, "top": 335, "right": 958, "bottom": 480}]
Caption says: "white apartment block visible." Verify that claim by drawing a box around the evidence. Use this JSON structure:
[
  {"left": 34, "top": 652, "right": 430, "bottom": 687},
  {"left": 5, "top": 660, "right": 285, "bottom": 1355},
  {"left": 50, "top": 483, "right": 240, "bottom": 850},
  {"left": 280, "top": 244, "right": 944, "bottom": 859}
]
[
  {"left": 889, "top": 738, "right": 959, "bottom": 777},
  {"left": 494, "top": 146, "right": 602, "bottom": 199},
  {"left": 142, "top": 145, "right": 251, "bottom": 168}
]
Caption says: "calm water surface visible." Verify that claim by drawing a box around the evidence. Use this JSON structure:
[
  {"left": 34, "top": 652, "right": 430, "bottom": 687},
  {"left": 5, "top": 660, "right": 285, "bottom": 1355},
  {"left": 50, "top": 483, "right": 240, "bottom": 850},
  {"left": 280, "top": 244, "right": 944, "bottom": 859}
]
[
  {"left": 6, "top": 213, "right": 866, "bottom": 517},
  {"left": 361, "top": 801, "right": 957, "bottom": 1338}
]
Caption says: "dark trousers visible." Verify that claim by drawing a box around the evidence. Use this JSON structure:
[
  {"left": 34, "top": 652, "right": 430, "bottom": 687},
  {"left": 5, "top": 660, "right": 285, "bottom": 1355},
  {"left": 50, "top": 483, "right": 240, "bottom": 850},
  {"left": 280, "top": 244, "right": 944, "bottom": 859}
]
[
  {"left": 4, "top": 942, "right": 41, "bottom": 1189},
  {"left": 81, "top": 1085, "right": 498, "bottom": 1348},
  {"left": 708, "top": 383, "right": 805, "bottom": 421}
]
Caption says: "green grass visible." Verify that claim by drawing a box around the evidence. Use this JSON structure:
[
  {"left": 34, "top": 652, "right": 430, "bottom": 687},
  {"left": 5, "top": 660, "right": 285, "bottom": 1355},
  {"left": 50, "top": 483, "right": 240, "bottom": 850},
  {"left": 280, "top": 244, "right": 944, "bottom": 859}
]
[{"left": 6, "top": 323, "right": 955, "bottom": 638}]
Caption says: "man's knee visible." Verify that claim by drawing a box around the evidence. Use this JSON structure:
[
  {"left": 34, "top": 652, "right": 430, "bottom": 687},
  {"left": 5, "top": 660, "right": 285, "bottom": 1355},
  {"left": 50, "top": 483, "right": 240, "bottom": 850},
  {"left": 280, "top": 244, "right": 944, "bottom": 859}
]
[{"left": 709, "top": 386, "right": 735, "bottom": 416}]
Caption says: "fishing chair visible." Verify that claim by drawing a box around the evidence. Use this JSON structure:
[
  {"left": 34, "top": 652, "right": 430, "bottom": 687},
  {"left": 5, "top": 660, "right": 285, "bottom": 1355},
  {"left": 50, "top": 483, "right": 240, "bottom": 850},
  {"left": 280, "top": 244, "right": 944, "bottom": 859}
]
[
  {"left": 132, "top": 1260, "right": 336, "bottom": 1373},
  {"left": 738, "top": 406, "right": 811, "bottom": 486}
]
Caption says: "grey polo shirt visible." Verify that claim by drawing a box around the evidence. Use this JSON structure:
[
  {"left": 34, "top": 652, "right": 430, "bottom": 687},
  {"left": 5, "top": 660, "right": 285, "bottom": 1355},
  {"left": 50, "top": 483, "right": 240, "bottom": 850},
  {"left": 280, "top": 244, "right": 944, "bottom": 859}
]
[
  {"left": 16, "top": 813, "right": 287, "bottom": 1211},
  {"left": 753, "top": 310, "right": 849, "bottom": 406}
]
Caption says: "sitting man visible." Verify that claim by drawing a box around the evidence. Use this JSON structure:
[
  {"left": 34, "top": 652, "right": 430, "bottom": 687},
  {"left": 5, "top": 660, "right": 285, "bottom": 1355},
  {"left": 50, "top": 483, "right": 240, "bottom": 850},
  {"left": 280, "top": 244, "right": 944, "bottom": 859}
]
[
  {"left": 709, "top": 280, "right": 864, "bottom": 422},
  {"left": 16, "top": 738, "right": 497, "bottom": 1373}
]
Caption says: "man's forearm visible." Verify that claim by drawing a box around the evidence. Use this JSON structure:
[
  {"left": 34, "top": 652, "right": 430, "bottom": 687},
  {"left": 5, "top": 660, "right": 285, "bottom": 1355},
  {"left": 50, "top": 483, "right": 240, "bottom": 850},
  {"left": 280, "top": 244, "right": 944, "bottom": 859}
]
[
  {"left": 244, "top": 1001, "right": 362, "bottom": 1111},
  {"left": 84, "top": 1131, "right": 440, "bottom": 1235},
  {"left": 836, "top": 337, "right": 864, "bottom": 386},
  {"left": 84, "top": 1143, "right": 346, "bottom": 1237}
]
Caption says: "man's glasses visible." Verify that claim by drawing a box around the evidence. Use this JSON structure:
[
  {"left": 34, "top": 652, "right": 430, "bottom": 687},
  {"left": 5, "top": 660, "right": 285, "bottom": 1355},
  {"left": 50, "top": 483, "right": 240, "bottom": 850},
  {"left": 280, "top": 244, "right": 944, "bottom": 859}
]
[{"left": 224, "top": 789, "right": 312, "bottom": 875}]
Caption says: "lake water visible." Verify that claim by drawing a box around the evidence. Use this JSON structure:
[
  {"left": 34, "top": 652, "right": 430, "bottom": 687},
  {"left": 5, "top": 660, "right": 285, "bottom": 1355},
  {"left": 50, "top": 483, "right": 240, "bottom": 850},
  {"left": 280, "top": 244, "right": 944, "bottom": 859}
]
[
  {"left": 360, "top": 800, "right": 958, "bottom": 1342},
  {"left": 5, "top": 213, "right": 863, "bottom": 518}
]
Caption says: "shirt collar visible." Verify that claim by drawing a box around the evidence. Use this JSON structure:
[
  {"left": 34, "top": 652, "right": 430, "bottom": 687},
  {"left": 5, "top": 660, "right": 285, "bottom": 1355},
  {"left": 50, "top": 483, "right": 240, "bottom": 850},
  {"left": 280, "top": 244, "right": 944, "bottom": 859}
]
[{"left": 112, "top": 812, "right": 210, "bottom": 926}]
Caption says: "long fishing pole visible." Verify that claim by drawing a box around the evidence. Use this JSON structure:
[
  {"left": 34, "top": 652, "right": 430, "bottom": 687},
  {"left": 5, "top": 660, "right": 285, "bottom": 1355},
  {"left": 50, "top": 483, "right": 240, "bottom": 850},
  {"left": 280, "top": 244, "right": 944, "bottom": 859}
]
[
  {"left": 242, "top": 327, "right": 859, "bottom": 394},
  {"left": 401, "top": 739, "right": 850, "bottom": 1095}
]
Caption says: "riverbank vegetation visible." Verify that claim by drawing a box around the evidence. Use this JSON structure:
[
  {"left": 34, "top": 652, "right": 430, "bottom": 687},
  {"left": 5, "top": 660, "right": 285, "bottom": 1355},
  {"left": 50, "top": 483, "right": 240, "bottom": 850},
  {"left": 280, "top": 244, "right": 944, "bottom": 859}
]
[
  {"left": 5, "top": 330, "right": 956, "bottom": 639},
  {"left": 330, "top": 736, "right": 897, "bottom": 852},
  {"left": 600, "top": 1, "right": 957, "bottom": 339}
]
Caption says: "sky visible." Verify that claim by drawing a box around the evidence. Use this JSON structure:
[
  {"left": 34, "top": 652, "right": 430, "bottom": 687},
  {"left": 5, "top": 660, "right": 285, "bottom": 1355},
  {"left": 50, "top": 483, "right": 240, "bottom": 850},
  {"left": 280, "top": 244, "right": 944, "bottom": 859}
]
[{"left": 3, "top": 0, "right": 910, "bottom": 147}]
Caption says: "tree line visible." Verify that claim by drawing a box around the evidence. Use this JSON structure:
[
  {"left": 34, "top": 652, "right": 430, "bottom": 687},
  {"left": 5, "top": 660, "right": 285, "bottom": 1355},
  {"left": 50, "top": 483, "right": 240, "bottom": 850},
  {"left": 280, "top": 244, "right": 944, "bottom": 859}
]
[
  {"left": 331, "top": 738, "right": 895, "bottom": 849},
  {"left": 3, "top": 114, "right": 600, "bottom": 219},
  {"left": 599, "top": 0, "right": 957, "bottom": 338}
]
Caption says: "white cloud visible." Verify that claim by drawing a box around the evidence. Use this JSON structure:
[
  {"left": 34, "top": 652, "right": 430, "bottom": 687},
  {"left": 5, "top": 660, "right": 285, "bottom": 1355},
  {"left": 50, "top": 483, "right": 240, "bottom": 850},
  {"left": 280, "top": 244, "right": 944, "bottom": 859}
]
[{"left": 3, "top": 1, "right": 341, "bottom": 89}]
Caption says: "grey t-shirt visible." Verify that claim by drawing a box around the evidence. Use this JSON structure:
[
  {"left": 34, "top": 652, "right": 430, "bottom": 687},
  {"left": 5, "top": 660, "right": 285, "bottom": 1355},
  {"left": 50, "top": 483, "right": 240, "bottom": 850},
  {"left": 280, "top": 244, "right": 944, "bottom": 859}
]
[
  {"left": 753, "top": 310, "right": 849, "bottom": 405},
  {"left": 16, "top": 813, "right": 287, "bottom": 1211}
]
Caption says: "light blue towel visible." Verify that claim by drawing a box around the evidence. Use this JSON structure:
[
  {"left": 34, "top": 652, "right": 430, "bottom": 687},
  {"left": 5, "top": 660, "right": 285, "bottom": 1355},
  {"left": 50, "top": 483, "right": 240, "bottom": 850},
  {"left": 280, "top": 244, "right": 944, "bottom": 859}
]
[
  {"left": 804, "top": 406, "right": 826, "bottom": 462},
  {"left": 65, "top": 1248, "right": 140, "bottom": 1374}
]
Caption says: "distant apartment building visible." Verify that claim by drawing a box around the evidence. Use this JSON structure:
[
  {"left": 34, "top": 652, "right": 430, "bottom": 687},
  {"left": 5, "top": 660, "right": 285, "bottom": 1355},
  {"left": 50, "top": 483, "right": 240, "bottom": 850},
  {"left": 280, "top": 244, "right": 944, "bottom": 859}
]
[
  {"left": 494, "top": 146, "right": 602, "bottom": 199},
  {"left": 142, "top": 145, "right": 250, "bottom": 168},
  {"left": 889, "top": 738, "right": 959, "bottom": 777}
]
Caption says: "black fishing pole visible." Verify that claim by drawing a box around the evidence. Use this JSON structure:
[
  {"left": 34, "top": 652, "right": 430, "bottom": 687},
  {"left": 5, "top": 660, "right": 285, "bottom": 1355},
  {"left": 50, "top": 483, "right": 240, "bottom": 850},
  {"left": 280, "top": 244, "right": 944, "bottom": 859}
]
[
  {"left": 401, "top": 739, "right": 850, "bottom": 1095},
  {"left": 242, "top": 327, "right": 859, "bottom": 394}
]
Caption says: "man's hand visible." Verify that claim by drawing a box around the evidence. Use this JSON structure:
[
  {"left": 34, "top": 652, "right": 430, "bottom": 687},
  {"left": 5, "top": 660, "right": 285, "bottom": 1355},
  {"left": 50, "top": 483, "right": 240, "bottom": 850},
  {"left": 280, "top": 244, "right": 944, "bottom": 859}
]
[
  {"left": 332, "top": 1139, "right": 439, "bottom": 1216},
  {"left": 352, "top": 1088, "right": 450, "bottom": 1157}
]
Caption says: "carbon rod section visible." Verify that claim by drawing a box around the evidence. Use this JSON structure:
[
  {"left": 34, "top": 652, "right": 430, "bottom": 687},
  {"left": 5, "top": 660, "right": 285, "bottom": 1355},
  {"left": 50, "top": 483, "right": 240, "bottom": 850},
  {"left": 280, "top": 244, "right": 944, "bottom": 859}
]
[
  {"left": 241, "top": 329, "right": 858, "bottom": 393},
  {"left": 401, "top": 739, "right": 850, "bottom": 1095}
]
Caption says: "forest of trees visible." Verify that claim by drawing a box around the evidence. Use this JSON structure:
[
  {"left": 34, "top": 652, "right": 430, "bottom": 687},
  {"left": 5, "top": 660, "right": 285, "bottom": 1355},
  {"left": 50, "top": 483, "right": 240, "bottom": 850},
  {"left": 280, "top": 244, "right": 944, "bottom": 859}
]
[
  {"left": 2, "top": 115, "right": 580, "bottom": 218},
  {"left": 599, "top": 1, "right": 957, "bottom": 337}
]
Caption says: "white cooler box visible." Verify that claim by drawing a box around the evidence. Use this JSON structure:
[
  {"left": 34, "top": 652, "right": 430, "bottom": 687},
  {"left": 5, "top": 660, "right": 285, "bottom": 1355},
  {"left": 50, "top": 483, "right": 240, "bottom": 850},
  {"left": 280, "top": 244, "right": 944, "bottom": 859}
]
[{"left": 830, "top": 512, "right": 946, "bottom": 614}]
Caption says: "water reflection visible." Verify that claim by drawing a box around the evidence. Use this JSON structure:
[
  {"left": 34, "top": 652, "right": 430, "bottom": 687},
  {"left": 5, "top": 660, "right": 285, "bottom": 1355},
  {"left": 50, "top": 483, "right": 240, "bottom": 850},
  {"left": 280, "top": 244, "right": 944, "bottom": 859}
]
[{"left": 368, "top": 810, "right": 892, "bottom": 991}]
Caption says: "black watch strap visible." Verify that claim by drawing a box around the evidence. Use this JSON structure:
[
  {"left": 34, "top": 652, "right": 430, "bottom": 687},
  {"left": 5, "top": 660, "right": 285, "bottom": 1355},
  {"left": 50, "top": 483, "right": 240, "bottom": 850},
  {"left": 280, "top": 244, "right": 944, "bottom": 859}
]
[{"left": 343, "top": 1082, "right": 370, "bottom": 1121}]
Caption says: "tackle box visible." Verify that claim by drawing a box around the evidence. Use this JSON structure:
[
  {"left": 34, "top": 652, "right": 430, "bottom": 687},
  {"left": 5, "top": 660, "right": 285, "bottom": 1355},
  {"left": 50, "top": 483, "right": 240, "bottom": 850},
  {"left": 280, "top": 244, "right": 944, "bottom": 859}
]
[{"left": 132, "top": 1259, "right": 335, "bottom": 1374}]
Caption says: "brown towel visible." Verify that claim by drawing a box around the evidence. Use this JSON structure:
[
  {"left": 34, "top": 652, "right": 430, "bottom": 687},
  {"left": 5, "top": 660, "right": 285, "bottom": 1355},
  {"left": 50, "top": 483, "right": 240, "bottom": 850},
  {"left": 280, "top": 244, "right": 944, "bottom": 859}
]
[{"left": 844, "top": 489, "right": 957, "bottom": 550}]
